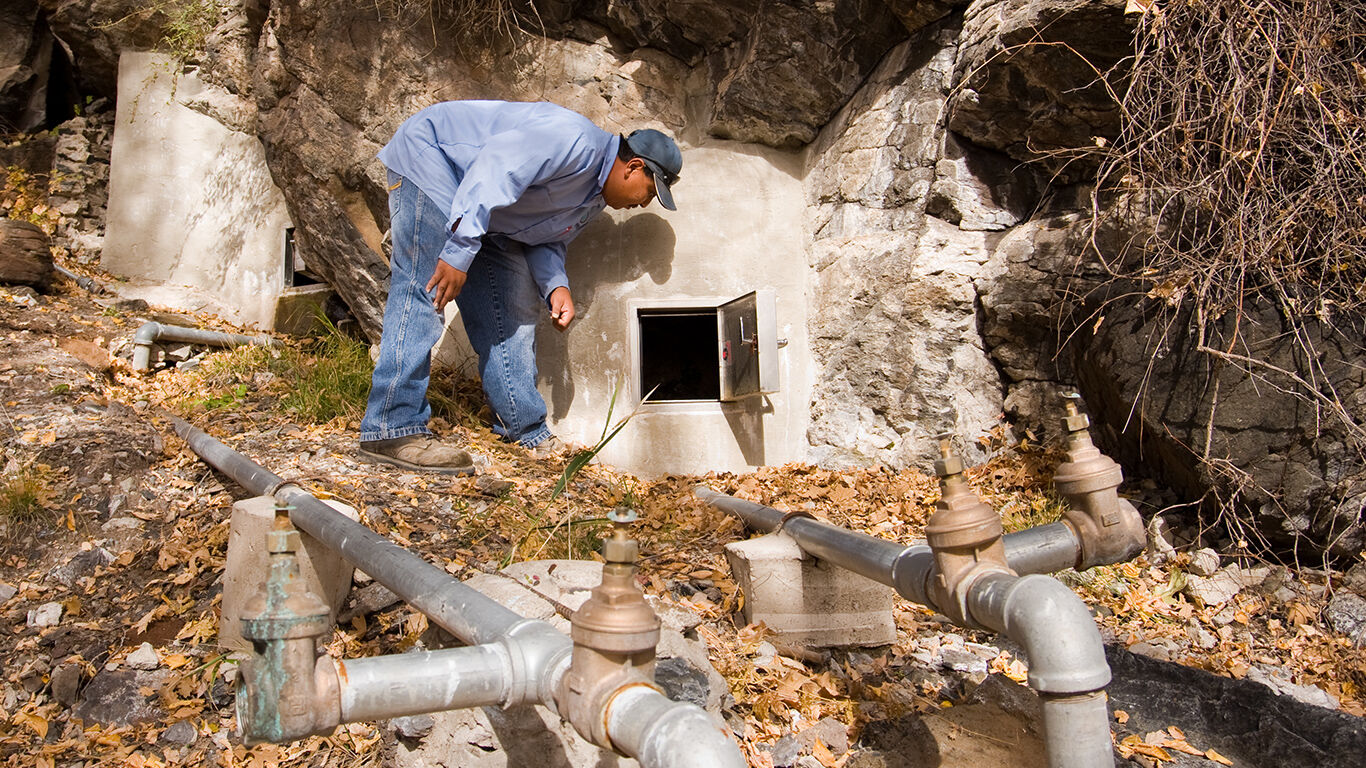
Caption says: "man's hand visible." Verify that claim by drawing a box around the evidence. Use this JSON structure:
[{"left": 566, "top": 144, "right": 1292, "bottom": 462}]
[
  {"left": 426, "top": 260, "right": 467, "bottom": 311},
  {"left": 548, "top": 286, "right": 575, "bottom": 331}
]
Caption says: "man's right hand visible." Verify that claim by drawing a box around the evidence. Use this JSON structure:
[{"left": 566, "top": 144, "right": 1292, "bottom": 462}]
[{"left": 426, "top": 260, "right": 467, "bottom": 311}]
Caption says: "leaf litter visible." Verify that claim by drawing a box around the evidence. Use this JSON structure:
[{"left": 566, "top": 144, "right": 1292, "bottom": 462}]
[{"left": 0, "top": 283, "right": 1362, "bottom": 768}]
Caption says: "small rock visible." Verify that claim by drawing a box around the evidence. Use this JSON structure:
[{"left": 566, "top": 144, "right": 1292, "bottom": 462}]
[
  {"left": 796, "top": 757, "right": 824, "bottom": 768},
  {"left": 392, "top": 713, "right": 435, "bottom": 740},
  {"left": 73, "top": 667, "right": 170, "bottom": 726},
  {"left": 474, "top": 474, "right": 514, "bottom": 497},
  {"left": 797, "top": 716, "right": 849, "bottom": 755},
  {"left": 940, "top": 646, "right": 989, "bottom": 676},
  {"left": 655, "top": 656, "right": 710, "bottom": 709},
  {"left": 101, "top": 517, "right": 143, "bottom": 532},
  {"left": 161, "top": 720, "right": 198, "bottom": 746},
  {"left": 648, "top": 597, "right": 704, "bottom": 635},
  {"left": 1188, "top": 548, "right": 1221, "bottom": 577},
  {"left": 1183, "top": 566, "right": 1246, "bottom": 607},
  {"left": 1127, "top": 640, "right": 1173, "bottom": 661},
  {"left": 28, "top": 601, "right": 63, "bottom": 628},
  {"left": 52, "top": 547, "right": 115, "bottom": 587},
  {"left": 769, "top": 734, "right": 800, "bottom": 768},
  {"left": 1246, "top": 664, "right": 1340, "bottom": 709},
  {"left": 1146, "top": 515, "right": 1177, "bottom": 564},
  {"left": 0, "top": 581, "right": 16, "bottom": 603},
  {"left": 126, "top": 643, "right": 159, "bottom": 670},
  {"left": 51, "top": 662, "right": 83, "bottom": 707},
  {"left": 1325, "top": 592, "right": 1366, "bottom": 648},
  {"left": 1186, "top": 619, "right": 1217, "bottom": 650},
  {"left": 1344, "top": 562, "right": 1366, "bottom": 593},
  {"left": 339, "top": 583, "right": 400, "bottom": 623}
]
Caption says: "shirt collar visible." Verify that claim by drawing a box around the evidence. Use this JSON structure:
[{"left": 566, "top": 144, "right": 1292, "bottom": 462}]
[{"left": 596, "top": 134, "right": 620, "bottom": 194}]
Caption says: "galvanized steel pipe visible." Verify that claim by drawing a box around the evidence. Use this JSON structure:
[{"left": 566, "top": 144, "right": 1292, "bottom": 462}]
[
  {"left": 332, "top": 645, "right": 513, "bottom": 722},
  {"left": 175, "top": 420, "right": 745, "bottom": 768},
  {"left": 697, "top": 485, "right": 1116, "bottom": 768},
  {"left": 607, "top": 684, "right": 747, "bottom": 768},
  {"left": 694, "top": 485, "right": 1084, "bottom": 578},
  {"left": 173, "top": 417, "right": 524, "bottom": 645},
  {"left": 133, "top": 321, "right": 279, "bottom": 371},
  {"left": 967, "top": 574, "right": 1113, "bottom": 768}
]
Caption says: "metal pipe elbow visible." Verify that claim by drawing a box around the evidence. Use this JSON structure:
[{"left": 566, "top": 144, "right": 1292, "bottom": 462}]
[
  {"left": 132, "top": 322, "right": 162, "bottom": 371},
  {"left": 605, "top": 685, "right": 746, "bottom": 768},
  {"left": 498, "top": 618, "right": 572, "bottom": 709},
  {"left": 133, "top": 321, "right": 163, "bottom": 346},
  {"left": 967, "top": 573, "right": 1111, "bottom": 694}
]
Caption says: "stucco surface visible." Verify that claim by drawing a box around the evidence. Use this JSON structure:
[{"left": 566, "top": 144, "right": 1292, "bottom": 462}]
[{"left": 102, "top": 52, "right": 292, "bottom": 330}]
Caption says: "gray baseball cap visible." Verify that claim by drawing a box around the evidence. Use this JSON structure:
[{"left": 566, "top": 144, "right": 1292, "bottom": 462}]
[{"left": 625, "top": 129, "right": 682, "bottom": 210}]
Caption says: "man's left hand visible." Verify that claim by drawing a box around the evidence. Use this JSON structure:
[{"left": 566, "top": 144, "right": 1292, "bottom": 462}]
[{"left": 549, "top": 287, "right": 575, "bottom": 331}]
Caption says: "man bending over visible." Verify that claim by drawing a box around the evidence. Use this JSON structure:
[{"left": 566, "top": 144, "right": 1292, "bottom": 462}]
[{"left": 359, "top": 100, "right": 683, "bottom": 474}]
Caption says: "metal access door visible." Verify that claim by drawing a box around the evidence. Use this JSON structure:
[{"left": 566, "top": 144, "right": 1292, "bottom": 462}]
[{"left": 717, "top": 289, "right": 779, "bottom": 401}]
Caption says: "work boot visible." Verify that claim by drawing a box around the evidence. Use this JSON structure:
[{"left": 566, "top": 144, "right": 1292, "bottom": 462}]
[{"left": 359, "top": 435, "right": 475, "bottom": 475}]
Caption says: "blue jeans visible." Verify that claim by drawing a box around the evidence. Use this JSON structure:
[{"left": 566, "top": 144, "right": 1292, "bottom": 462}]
[{"left": 361, "top": 173, "right": 553, "bottom": 447}]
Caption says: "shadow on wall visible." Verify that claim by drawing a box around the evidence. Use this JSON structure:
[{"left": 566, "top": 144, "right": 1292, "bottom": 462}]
[
  {"left": 724, "top": 396, "right": 773, "bottom": 467},
  {"left": 540, "top": 212, "right": 677, "bottom": 423}
]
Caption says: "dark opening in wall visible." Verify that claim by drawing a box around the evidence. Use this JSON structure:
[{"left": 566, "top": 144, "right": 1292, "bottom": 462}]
[
  {"left": 638, "top": 309, "right": 719, "bottom": 402},
  {"left": 283, "top": 228, "right": 321, "bottom": 287},
  {"left": 42, "top": 30, "right": 79, "bottom": 129}
]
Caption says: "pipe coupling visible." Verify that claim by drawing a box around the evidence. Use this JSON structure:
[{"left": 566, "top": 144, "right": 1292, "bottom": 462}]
[{"left": 1053, "top": 399, "right": 1145, "bottom": 569}]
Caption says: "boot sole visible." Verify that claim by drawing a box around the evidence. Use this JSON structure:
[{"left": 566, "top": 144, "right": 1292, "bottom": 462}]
[{"left": 358, "top": 448, "right": 475, "bottom": 476}]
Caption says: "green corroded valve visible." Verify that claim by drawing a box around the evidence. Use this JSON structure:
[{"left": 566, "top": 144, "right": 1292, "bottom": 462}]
[{"left": 237, "top": 501, "right": 336, "bottom": 744}]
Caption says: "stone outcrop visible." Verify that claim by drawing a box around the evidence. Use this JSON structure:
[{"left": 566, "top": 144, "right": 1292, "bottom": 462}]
[
  {"left": 0, "top": 0, "right": 49, "bottom": 133},
  {"left": 949, "top": 0, "right": 1133, "bottom": 182},
  {"left": 6, "top": 0, "right": 1363, "bottom": 552}
]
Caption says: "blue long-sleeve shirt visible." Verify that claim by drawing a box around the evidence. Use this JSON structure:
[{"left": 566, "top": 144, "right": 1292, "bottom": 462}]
[{"left": 377, "top": 100, "right": 619, "bottom": 301}]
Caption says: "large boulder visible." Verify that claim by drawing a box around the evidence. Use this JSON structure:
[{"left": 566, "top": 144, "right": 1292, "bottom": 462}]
[
  {"left": 802, "top": 20, "right": 1051, "bottom": 469},
  {"left": 0, "top": 219, "right": 53, "bottom": 289},
  {"left": 703, "top": 0, "right": 909, "bottom": 148},
  {"left": 1076, "top": 296, "right": 1366, "bottom": 557},
  {"left": 948, "top": 0, "right": 1134, "bottom": 182}
]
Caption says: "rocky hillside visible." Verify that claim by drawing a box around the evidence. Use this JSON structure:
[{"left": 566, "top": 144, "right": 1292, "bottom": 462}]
[{"left": 3, "top": 2, "right": 1363, "bottom": 564}]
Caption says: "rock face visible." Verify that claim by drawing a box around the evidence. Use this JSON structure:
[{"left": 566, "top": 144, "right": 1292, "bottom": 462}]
[
  {"left": 1077, "top": 300, "right": 1366, "bottom": 557},
  {"left": 7, "top": 0, "right": 1363, "bottom": 552},
  {"left": 0, "top": 219, "right": 52, "bottom": 288}
]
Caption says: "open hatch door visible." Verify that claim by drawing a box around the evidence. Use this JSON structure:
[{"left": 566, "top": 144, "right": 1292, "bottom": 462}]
[{"left": 717, "top": 289, "right": 779, "bottom": 401}]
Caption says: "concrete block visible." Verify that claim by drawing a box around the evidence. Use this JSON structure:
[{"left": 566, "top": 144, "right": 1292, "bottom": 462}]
[
  {"left": 725, "top": 532, "right": 896, "bottom": 648},
  {"left": 273, "top": 284, "right": 335, "bottom": 337},
  {"left": 220, "top": 496, "right": 358, "bottom": 652}
]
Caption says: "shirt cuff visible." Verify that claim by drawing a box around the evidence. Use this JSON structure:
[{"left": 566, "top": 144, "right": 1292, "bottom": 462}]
[
  {"left": 539, "top": 276, "right": 570, "bottom": 305},
  {"left": 436, "top": 235, "right": 476, "bottom": 272}
]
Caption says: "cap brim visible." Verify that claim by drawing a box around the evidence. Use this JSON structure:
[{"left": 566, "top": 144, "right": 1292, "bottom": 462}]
[{"left": 642, "top": 159, "right": 677, "bottom": 211}]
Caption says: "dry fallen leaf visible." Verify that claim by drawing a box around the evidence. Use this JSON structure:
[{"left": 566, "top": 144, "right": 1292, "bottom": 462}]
[{"left": 1205, "top": 747, "right": 1234, "bottom": 765}]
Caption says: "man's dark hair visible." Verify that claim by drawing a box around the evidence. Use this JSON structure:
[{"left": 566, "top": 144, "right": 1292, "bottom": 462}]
[{"left": 617, "top": 134, "right": 646, "bottom": 170}]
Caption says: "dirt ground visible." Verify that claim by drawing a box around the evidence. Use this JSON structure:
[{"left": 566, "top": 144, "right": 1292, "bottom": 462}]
[{"left": 0, "top": 278, "right": 1363, "bottom": 768}]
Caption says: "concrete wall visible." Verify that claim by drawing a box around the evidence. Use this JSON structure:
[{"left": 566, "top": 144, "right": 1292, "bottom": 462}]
[
  {"left": 103, "top": 52, "right": 292, "bottom": 329},
  {"left": 437, "top": 141, "right": 813, "bottom": 477}
]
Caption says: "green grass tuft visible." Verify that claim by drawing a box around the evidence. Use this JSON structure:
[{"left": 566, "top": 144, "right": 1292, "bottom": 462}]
[
  {"left": 178, "top": 316, "right": 372, "bottom": 424},
  {"left": 278, "top": 320, "right": 373, "bottom": 423},
  {"left": 0, "top": 463, "right": 55, "bottom": 521}
]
